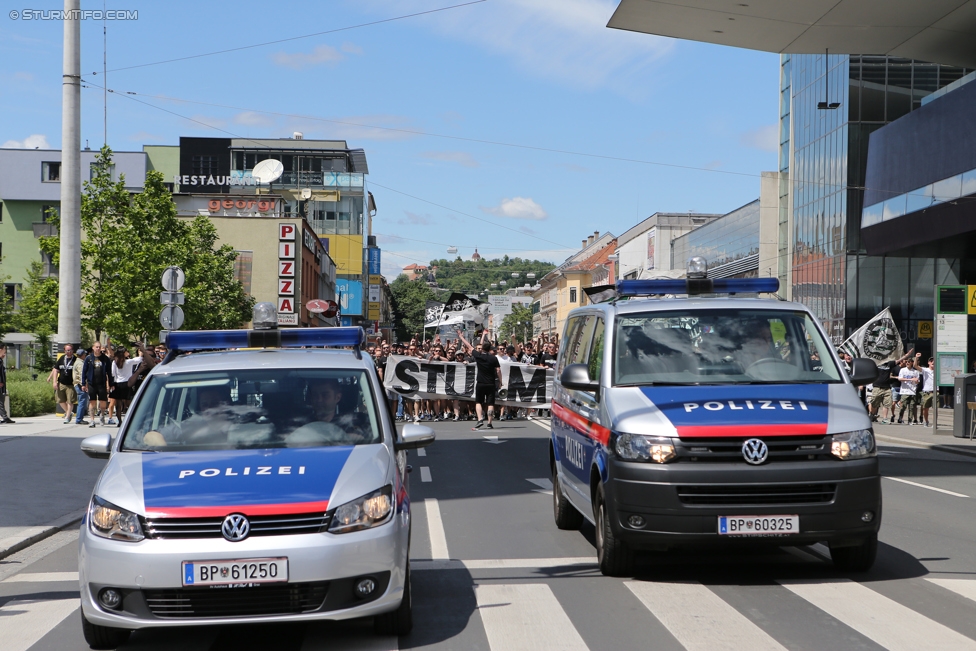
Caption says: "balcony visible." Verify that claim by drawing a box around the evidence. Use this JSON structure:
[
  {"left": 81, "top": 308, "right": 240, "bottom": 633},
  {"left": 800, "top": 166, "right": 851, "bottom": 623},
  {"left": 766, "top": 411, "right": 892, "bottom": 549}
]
[
  {"left": 230, "top": 170, "right": 364, "bottom": 190},
  {"left": 32, "top": 222, "right": 58, "bottom": 238}
]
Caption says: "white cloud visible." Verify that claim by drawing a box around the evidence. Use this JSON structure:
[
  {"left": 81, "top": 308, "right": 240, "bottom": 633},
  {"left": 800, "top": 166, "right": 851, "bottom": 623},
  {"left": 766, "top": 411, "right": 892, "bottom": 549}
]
[
  {"left": 483, "top": 197, "right": 548, "bottom": 221},
  {"left": 740, "top": 124, "right": 779, "bottom": 152},
  {"left": 272, "top": 44, "right": 345, "bottom": 69},
  {"left": 422, "top": 150, "right": 479, "bottom": 168},
  {"left": 341, "top": 42, "right": 364, "bottom": 55},
  {"left": 2, "top": 134, "right": 49, "bottom": 149},
  {"left": 188, "top": 114, "right": 227, "bottom": 130},
  {"left": 13, "top": 72, "right": 34, "bottom": 82},
  {"left": 398, "top": 210, "right": 434, "bottom": 226},
  {"left": 366, "top": 0, "right": 673, "bottom": 91},
  {"left": 234, "top": 111, "right": 276, "bottom": 127},
  {"left": 128, "top": 131, "right": 164, "bottom": 142}
]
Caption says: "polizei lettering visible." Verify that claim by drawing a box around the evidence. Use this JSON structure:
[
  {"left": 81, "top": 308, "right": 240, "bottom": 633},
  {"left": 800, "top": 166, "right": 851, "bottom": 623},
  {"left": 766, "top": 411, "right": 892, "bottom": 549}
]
[
  {"left": 683, "top": 400, "right": 808, "bottom": 413},
  {"left": 178, "top": 466, "right": 307, "bottom": 479}
]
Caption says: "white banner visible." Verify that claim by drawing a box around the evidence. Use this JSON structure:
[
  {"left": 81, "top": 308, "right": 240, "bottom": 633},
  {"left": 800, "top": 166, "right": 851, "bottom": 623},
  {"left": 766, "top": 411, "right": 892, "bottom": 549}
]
[
  {"left": 838, "top": 307, "right": 904, "bottom": 363},
  {"left": 382, "top": 355, "right": 553, "bottom": 407}
]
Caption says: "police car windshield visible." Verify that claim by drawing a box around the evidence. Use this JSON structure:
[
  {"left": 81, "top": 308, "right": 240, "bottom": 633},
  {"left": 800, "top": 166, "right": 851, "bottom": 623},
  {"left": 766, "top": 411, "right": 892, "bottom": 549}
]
[
  {"left": 121, "top": 369, "right": 382, "bottom": 451},
  {"left": 613, "top": 309, "right": 844, "bottom": 386}
]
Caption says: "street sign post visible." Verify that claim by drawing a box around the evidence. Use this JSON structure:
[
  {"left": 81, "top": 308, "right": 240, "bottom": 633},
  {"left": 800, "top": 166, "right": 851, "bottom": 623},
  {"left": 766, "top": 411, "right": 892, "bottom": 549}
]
[
  {"left": 160, "top": 266, "right": 186, "bottom": 341},
  {"left": 159, "top": 305, "right": 185, "bottom": 330},
  {"left": 161, "top": 266, "right": 185, "bottom": 292}
]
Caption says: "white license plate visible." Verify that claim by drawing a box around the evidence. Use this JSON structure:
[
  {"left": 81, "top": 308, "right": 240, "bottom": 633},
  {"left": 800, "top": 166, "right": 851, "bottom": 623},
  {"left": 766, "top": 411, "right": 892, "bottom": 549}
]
[
  {"left": 182, "top": 558, "right": 288, "bottom": 587},
  {"left": 718, "top": 515, "right": 799, "bottom": 536}
]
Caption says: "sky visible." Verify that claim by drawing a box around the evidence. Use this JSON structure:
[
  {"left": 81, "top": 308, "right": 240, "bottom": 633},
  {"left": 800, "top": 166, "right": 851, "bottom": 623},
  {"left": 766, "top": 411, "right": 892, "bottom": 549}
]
[{"left": 0, "top": 0, "right": 780, "bottom": 279}]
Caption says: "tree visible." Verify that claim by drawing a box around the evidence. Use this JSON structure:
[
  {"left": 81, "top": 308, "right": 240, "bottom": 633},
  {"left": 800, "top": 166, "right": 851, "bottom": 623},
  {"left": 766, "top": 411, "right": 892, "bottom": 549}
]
[
  {"left": 40, "top": 146, "right": 253, "bottom": 342},
  {"left": 12, "top": 261, "right": 59, "bottom": 336},
  {"left": 498, "top": 303, "right": 534, "bottom": 342},
  {"left": 390, "top": 274, "right": 437, "bottom": 342},
  {"left": 426, "top": 256, "right": 555, "bottom": 296}
]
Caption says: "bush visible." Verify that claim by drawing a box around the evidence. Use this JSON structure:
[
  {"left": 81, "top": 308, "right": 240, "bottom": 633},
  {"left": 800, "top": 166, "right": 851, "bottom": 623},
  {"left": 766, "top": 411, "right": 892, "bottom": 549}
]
[{"left": 8, "top": 378, "right": 57, "bottom": 417}]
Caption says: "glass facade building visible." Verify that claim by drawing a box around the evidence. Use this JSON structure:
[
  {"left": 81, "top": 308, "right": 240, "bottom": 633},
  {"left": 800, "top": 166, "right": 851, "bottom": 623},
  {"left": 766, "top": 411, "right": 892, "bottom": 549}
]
[
  {"left": 671, "top": 200, "right": 760, "bottom": 278},
  {"left": 783, "top": 54, "right": 970, "bottom": 346}
]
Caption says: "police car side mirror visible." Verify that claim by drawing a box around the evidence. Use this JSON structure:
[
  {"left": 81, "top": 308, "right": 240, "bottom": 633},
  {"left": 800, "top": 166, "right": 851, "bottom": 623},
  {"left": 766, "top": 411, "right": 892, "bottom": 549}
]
[
  {"left": 849, "top": 358, "right": 879, "bottom": 386},
  {"left": 561, "top": 363, "right": 600, "bottom": 393},
  {"left": 81, "top": 432, "right": 113, "bottom": 459},
  {"left": 396, "top": 424, "right": 435, "bottom": 451}
]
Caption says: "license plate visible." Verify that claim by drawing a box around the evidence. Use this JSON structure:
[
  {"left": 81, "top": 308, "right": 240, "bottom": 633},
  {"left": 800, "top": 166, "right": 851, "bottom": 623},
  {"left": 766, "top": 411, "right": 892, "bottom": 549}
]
[
  {"left": 718, "top": 515, "right": 799, "bottom": 536},
  {"left": 182, "top": 558, "right": 288, "bottom": 587}
]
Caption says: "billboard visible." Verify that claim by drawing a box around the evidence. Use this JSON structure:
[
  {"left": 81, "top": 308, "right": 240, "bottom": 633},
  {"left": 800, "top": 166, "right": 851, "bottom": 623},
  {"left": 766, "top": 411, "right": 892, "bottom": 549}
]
[
  {"left": 336, "top": 279, "right": 363, "bottom": 316},
  {"left": 367, "top": 247, "right": 382, "bottom": 275}
]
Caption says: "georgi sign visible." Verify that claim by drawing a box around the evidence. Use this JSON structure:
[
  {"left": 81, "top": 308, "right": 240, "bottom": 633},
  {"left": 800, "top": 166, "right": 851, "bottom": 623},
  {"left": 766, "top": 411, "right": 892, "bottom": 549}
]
[
  {"left": 278, "top": 223, "right": 297, "bottom": 322},
  {"left": 381, "top": 355, "right": 553, "bottom": 408}
]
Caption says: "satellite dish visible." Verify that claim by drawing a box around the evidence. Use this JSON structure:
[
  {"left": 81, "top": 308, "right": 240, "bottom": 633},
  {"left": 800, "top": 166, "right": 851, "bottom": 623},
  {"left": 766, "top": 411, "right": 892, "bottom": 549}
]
[{"left": 251, "top": 159, "right": 284, "bottom": 184}]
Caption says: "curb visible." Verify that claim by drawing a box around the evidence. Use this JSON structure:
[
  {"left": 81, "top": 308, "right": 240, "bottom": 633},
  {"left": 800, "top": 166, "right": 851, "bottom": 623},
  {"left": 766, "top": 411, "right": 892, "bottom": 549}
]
[
  {"left": 0, "top": 509, "right": 85, "bottom": 561},
  {"left": 876, "top": 434, "right": 976, "bottom": 460}
]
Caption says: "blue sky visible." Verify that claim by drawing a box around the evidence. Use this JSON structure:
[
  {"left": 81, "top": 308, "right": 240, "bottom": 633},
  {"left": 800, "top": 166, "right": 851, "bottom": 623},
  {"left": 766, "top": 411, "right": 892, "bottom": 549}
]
[{"left": 0, "top": 0, "right": 779, "bottom": 278}]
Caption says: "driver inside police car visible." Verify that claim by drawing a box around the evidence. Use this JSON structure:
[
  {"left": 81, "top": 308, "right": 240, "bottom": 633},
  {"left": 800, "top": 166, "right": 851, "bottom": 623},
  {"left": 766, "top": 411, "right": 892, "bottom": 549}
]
[
  {"left": 736, "top": 319, "right": 778, "bottom": 368},
  {"left": 308, "top": 378, "right": 344, "bottom": 423}
]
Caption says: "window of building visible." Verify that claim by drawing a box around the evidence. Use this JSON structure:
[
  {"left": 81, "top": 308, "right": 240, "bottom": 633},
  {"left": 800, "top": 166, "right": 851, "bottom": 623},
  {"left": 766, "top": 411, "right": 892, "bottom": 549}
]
[
  {"left": 3, "top": 283, "right": 21, "bottom": 311},
  {"left": 41, "top": 204, "right": 57, "bottom": 222},
  {"left": 42, "top": 162, "right": 60, "bottom": 182},
  {"left": 89, "top": 162, "right": 116, "bottom": 181},
  {"left": 41, "top": 251, "right": 58, "bottom": 278},
  {"left": 233, "top": 251, "right": 253, "bottom": 295},
  {"left": 569, "top": 287, "right": 577, "bottom": 303},
  {"left": 191, "top": 155, "right": 218, "bottom": 177},
  {"left": 0, "top": 201, "right": 3, "bottom": 222}
]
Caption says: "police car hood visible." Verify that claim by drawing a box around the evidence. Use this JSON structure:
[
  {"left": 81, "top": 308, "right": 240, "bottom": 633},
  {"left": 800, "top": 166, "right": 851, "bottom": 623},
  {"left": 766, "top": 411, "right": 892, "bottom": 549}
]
[
  {"left": 95, "top": 445, "right": 391, "bottom": 517},
  {"left": 605, "top": 383, "right": 869, "bottom": 437}
]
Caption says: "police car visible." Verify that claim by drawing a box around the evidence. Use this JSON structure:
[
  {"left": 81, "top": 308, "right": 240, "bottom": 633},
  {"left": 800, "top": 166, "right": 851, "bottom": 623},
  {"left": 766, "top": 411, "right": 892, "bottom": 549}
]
[
  {"left": 550, "top": 259, "right": 880, "bottom": 576},
  {"left": 77, "top": 311, "right": 433, "bottom": 648}
]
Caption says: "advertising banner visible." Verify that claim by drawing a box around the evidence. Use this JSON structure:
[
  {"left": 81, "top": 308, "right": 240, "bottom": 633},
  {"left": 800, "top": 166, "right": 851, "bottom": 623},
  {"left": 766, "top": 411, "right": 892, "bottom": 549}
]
[
  {"left": 336, "top": 279, "right": 363, "bottom": 316},
  {"left": 367, "top": 248, "right": 382, "bottom": 275},
  {"left": 382, "top": 356, "right": 553, "bottom": 407}
]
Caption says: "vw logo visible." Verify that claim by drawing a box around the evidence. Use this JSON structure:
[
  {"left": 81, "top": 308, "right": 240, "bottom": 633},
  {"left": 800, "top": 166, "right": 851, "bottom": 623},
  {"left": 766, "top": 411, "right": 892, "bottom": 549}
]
[
  {"left": 741, "top": 438, "right": 769, "bottom": 465},
  {"left": 221, "top": 514, "right": 250, "bottom": 542}
]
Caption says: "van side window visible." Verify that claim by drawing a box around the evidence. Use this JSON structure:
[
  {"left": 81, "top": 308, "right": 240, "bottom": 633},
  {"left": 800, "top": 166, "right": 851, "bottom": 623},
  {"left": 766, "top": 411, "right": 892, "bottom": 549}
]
[
  {"left": 560, "top": 315, "right": 597, "bottom": 375},
  {"left": 588, "top": 318, "right": 605, "bottom": 381}
]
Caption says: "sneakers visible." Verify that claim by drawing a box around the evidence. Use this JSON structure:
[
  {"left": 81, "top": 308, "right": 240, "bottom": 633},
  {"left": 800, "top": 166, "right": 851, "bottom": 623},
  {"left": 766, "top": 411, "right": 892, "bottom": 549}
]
[
  {"left": 76, "top": 419, "right": 89, "bottom": 425},
  {"left": 472, "top": 420, "right": 484, "bottom": 430},
  {"left": 486, "top": 422, "right": 494, "bottom": 429},
  {"left": 89, "top": 421, "right": 96, "bottom": 428},
  {"left": 63, "top": 414, "right": 72, "bottom": 424},
  {"left": 107, "top": 418, "right": 117, "bottom": 425}
]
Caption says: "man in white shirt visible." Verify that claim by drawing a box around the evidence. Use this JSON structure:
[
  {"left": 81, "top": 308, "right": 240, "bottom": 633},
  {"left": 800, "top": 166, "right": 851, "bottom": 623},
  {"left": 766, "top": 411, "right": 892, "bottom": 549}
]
[
  {"left": 896, "top": 356, "right": 921, "bottom": 425},
  {"left": 917, "top": 355, "right": 935, "bottom": 427}
]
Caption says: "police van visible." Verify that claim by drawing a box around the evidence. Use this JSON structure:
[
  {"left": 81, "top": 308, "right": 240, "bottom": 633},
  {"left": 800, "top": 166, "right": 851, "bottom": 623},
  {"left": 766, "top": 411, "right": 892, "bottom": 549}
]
[
  {"left": 77, "top": 310, "right": 433, "bottom": 648},
  {"left": 549, "top": 260, "right": 880, "bottom": 576}
]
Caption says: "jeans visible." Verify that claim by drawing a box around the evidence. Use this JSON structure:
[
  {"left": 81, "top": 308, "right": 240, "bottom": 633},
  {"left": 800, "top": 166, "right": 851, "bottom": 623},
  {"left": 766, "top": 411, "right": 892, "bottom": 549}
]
[{"left": 75, "top": 384, "right": 90, "bottom": 423}]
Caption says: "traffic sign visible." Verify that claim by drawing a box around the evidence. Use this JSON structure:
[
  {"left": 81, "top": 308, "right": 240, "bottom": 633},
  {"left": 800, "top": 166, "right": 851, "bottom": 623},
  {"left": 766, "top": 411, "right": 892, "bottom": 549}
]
[
  {"left": 322, "top": 300, "right": 339, "bottom": 319},
  {"left": 306, "top": 299, "right": 329, "bottom": 314},
  {"left": 160, "top": 291, "right": 185, "bottom": 305},
  {"left": 161, "top": 266, "right": 185, "bottom": 292},
  {"left": 159, "top": 305, "right": 185, "bottom": 330}
]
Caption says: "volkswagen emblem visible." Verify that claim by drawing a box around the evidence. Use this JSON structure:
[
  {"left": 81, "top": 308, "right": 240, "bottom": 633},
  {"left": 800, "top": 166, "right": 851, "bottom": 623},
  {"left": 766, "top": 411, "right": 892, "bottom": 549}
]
[
  {"left": 221, "top": 514, "right": 250, "bottom": 542},
  {"left": 741, "top": 438, "right": 769, "bottom": 465}
]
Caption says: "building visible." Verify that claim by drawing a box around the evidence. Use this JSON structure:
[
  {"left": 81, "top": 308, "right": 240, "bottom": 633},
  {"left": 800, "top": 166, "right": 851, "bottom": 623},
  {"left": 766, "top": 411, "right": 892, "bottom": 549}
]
[
  {"left": 672, "top": 200, "right": 764, "bottom": 278},
  {"left": 615, "top": 212, "right": 721, "bottom": 281},
  {"left": 533, "top": 231, "right": 615, "bottom": 338},
  {"left": 0, "top": 147, "right": 147, "bottom": 306}
]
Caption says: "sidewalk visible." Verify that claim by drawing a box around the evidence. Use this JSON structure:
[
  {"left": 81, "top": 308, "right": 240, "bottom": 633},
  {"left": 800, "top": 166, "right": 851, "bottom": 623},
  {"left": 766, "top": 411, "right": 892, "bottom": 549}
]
[{"left": 873, "top": 418, "right": 976, "bottom": 458}]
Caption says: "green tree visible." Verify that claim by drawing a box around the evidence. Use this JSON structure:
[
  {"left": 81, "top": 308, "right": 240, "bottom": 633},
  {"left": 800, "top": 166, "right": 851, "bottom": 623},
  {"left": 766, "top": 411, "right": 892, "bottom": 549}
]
[
  {"left": 426, "top": 256, "right": 555, "bottom": 295},
  {"left": 390, "top": 275, "right": 437, "bottom": 342},
  {"left": 498, "top": 303, "right": 534, "bottom": 341},
  {"left": 12, "top": 261, "right": 59, "bottom": 336},
  {"left": 41, "top": 146, "right": 253, "bottom": 342}
]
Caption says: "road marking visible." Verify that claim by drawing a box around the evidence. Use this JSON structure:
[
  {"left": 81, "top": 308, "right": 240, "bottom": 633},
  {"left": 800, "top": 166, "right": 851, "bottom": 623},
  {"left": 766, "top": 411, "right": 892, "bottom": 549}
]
[
  {"left": 626, "top": 581, "right": 787, "bottom": 651},
  {"left": 926, "top": 578, "right": 976, "bottom": 604},
  {"left": 884, "top": 476, "right": 969, "bottom": 498},
  {"left": 529, "top": 419, "right": 551, "bottom": 431},
  {"left": 420, "top": 466, "right": 432, "bottom": 482},
  {"left": 3, "top": 571, "right": 78, "bottom": 583},
  {"left": 475, "top": 583, "right": 588, "bottom": 651},
  {"left": 2, "top": 598, "right": 79, "bottom": 651},
  {"left": 416, "top": 448, "right": 427, "bottom": 457},
  {"left": 483, "top": 435, "right": 506, "bottom": 444},
  {"left": 526, "top": 477, "right": 553, "bottom": 495},
  {"left": 424, "top": 498, "right": 449, "bottom": 560},
  {"left": 413, "top": 557, "right": 597, "bottom": 571},
  {"left": 780, "top": 579, "right": 976, "bottom": 651},
  {"left": 301, "top": 624, "right": 398, "bottom": 651}
]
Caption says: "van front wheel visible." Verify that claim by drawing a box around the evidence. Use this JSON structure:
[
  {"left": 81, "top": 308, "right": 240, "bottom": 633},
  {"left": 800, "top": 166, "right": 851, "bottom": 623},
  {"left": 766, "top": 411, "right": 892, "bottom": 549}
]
[
  {"left": 594, "top": 485, "right": 634, "bottom": 577},
  {"left": 829, "top": 533, "right": 878, "bottom": 572}
]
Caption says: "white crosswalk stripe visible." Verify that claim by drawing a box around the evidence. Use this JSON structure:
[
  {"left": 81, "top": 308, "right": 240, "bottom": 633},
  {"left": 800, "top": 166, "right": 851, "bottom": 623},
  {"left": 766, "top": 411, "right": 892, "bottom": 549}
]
[
  {"left": 780, "top": 578, "right": 976, "bottom": 651},
  {"left": 926, "top": 578, "right": 976, "bottom": 604},
  {"left": 625, "top": 580, "right": 787, "bottom": 651},
  {"left": 2, "top": 571, "right": 79, "bottom": 583},
  {"left": 475, "top": 583, "right": 589, "bottom": 651},
  {"left": 1, "top": 598, "right": 79, "bottom": 651}
]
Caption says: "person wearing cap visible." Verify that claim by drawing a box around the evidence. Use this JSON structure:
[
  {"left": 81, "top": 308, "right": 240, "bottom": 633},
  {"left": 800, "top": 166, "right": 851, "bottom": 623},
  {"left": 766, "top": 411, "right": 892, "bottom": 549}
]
[{"left": 73, "top": 349, "right": 90, "bottom": 425}]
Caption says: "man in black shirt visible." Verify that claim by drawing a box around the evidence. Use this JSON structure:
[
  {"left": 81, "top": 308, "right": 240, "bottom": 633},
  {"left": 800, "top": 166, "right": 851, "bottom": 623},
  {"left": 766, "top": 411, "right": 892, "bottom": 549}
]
[{"left": 457, "top": 329, "right": 501, "bottom": 430}]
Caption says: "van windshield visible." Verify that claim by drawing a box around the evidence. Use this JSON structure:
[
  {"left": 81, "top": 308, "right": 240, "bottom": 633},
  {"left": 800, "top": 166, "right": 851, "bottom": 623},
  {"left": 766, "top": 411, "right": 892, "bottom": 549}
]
[
  {"left": 613, "top": 308, "right": 844, "bottom": 386},
  {"left": 121, "top": 369, "right": 381, "bottom": 451}
]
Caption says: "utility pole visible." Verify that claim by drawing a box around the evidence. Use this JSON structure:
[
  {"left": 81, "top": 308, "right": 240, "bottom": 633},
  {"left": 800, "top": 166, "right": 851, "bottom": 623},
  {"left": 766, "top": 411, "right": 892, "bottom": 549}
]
[{"left": 58, "top": 0, "right": 82, "bottom": 348}]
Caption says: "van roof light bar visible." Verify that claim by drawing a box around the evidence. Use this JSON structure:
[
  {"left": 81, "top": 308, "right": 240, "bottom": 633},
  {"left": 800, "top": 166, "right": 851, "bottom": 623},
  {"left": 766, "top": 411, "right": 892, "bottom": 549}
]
[
  {"left": 163, "top": 326, "right": 367, "bottom": 363},
  {"left": 616, "top": 277, "right": 780, "bottom": 297}
]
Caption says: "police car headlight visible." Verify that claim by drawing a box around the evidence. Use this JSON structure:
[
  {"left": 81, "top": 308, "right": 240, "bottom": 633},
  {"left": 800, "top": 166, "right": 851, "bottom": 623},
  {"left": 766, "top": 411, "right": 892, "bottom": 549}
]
[
  {"left": 830, "top": 429, "right": 875, "bottom": 460},
  {"left": 89, "top": 496, "right": 144, "bottom": 542},
  {"left": 327, "top": 485, "right": 394, "bottom": 534},
  {"left": 614, "top": 433, "right": 676, "bottom": 463}
]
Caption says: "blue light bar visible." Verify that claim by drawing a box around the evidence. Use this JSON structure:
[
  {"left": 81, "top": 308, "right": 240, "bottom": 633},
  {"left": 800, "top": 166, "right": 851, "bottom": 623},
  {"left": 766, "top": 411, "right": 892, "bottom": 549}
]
[
  {"left": 616, "top": 277, "right": 779, "bottom": 297},
  {"left": 166, "top": 327, "right": 366, "bottom": 353}
]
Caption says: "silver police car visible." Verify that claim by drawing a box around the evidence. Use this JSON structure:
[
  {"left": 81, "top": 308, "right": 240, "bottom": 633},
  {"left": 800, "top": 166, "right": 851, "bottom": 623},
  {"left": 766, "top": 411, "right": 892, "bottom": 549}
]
[{"left": 78, "top": 325, "right": 433, "bottom": 648}]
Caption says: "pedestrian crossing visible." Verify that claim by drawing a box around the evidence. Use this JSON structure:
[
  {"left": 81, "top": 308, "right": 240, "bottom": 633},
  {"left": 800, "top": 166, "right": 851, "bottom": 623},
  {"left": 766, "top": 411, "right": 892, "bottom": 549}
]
[{"left": 3, "top": 569, "right": 976, "bottom": 650}]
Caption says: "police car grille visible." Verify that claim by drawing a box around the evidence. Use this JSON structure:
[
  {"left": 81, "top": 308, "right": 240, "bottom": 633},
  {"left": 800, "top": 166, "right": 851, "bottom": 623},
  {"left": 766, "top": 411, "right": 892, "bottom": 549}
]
[
  {"left": 675, "top": 436, "right": 830, "bottom": 462},
  {"left": 143, "top": 581, "right": 329, "bottom": 618},
  {"left": 141, "top": 512, "right": 331, "bottom": 539},
  {"left": 676, "top": 483, "right": 837, "bottom": 506}
]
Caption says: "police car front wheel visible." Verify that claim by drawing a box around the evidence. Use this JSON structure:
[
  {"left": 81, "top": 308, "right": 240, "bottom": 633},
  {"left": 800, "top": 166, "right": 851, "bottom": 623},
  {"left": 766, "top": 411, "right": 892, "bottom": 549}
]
[
  {"left": 81, "top": 611, "right": 130, "bottom": 650},
  {"left": 595, "top": 485, "right": 635, "bottom": 577},
  {"left": 374, "top": 562, "right": 413, "bottom": 636},
  {"left": 829, "top": 532, "right": 878, "bottom": 572}
]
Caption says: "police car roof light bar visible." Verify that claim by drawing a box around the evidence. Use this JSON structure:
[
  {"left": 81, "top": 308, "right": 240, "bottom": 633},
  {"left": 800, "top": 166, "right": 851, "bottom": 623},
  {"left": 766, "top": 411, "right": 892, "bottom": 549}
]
[
  {"left": 616, "top": 277, "right": 779, "bottom": 297},
  {"left": 163, "top": 327, "right": 367, "bottom": 362}
]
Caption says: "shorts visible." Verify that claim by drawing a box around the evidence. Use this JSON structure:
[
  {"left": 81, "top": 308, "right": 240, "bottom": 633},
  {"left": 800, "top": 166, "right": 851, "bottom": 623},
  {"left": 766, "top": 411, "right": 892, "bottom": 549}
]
[
  {"left": 56, "top": 383, "right": 77, "bottom": 405},
  {"left": 475, "top": 384, "right": 496, "bottom": 407},
  {"left": 869, "top": 387, "right": 892, "bottom": 410},
  {"left": 110, "top": 384, "right": 131, "bottom": 401},
  {"left": 921, "top": 391, "right": 934, "bottom": 409},
  {"left": 88, "top": 383, "right": 108, "bottom": 402}
]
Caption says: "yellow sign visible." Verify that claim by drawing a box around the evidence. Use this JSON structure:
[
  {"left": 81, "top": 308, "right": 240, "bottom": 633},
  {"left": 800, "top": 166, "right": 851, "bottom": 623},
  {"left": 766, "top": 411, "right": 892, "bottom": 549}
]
[
  {"left": 918, "top": 321, "right": 933, "bottom": 339},
  {"left": 369, "top": 275, "right": 383, "bottom": 286},
  {"left": 367, "top": 302, "right": 381, "bottom": 320},
  {"left": 968, "top": 285, "right": 976, "bottom": 315},
  {"left": 318, "top": 234, "right": 363, "bottom": 275}
]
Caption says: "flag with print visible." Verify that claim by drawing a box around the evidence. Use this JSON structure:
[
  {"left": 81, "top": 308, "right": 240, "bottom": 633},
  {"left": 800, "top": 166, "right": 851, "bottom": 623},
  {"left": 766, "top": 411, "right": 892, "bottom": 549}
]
[{"left": 838, "top": 307, "right": 903, "bottom": 363}]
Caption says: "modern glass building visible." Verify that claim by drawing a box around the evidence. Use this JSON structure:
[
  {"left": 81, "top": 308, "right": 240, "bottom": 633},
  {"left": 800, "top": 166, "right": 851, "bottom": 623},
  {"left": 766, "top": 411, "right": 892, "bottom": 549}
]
[
  {"left": 671, "top": 200, "right": 760, "bottom": 278},
  {"left": 781, "top": 54, "right": 970, "bottom": 346}
]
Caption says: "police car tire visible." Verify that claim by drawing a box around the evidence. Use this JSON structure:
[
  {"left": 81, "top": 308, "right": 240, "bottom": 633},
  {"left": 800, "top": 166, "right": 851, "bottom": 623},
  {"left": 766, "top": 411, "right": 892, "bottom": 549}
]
[
  {"left": 552, "top": 465, "right": 583, "bottom": 530},
  {"left": 374, "top": 563, "right": 413, "bottom": 636},
  {"left": 595, "top": 486, "right": 635, "bottom": 577},
  {"left": 80, "top": 611, "right": 130, "bottom": 649},
  {"left": 829, "top": 532, "right": 878, "bottom": 572}
]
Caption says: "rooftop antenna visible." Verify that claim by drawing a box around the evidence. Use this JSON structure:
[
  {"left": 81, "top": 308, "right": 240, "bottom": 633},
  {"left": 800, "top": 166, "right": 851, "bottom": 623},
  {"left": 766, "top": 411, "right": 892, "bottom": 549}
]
[{"left": 817, "top": 48, "right": 841, "bottom": 110}]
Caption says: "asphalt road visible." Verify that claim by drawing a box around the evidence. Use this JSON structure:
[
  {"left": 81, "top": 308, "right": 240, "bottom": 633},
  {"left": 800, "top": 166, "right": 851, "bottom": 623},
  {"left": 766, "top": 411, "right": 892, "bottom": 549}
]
[{"left": 3, "top": 417, "right": 976, "bottom": 650}]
